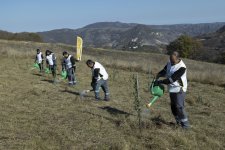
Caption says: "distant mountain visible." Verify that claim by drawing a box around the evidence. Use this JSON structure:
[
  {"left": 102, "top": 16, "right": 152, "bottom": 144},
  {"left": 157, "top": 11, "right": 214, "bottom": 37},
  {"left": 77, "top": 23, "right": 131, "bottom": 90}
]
[
  {"left": 196, "top": 25, "right": 225, "bottom": 63},
  {"left": 37, "top": 22, "right": 225, "bottom": 52},
  {"left": 83, "top": 21, "right": 137, "bottom": 29},
  {"left": 0, "top": 30, "right": 42, "bottom": 42},
  {"left": 38, "top": 22, "right": 136, "bottom": 48}
]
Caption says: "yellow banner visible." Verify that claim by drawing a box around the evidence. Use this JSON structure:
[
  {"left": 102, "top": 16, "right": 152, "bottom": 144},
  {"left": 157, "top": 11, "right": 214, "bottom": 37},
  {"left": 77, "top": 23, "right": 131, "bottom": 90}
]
[{"left": 76, "top": 36, "right": 83, "bottom": 61}]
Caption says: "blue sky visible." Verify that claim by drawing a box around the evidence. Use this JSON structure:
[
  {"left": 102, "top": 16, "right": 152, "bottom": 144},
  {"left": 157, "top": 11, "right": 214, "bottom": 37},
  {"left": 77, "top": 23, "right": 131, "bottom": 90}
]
[{"left": 0, "top": 0, "right": 225, "bottom": 32}]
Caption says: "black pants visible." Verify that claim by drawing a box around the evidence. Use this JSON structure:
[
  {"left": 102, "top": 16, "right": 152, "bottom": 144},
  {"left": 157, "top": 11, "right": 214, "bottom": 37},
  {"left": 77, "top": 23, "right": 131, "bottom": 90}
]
[
  {"left": 49, "top": 65, "right": 56, "bottom": 78},
  {"left": 38, "top": 63, "right": 43, "bottom": 72},
  {"left": 170, "top": 91, "right": 190, "bottom": 128}
]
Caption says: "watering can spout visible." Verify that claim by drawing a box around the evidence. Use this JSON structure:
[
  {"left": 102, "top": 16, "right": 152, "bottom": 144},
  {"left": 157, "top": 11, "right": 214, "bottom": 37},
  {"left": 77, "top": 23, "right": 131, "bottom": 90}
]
[
  {"left": 146, "top": 78, "right": 165, "bottom": 108},
  {"left": 147, "top": 96, "right": 159, "bottom": 108}
]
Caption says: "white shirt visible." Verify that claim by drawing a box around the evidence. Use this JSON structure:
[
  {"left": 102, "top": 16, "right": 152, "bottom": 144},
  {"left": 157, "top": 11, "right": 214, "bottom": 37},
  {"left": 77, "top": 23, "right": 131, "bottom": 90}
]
[
  {"left": 46, "top": 53, "right": 56, "bottom": 66},
  {"left": 64, "top": 55, "right": 72, "bottom": 69},
  {"left": 92, "top": 62, "right": 109, "bottom": 81},
  {"left": 36, "top": 52, "right": 43, "bottom": 63},
  {"left": 166, "top": 60, "right": 187, "bottom": 93}
]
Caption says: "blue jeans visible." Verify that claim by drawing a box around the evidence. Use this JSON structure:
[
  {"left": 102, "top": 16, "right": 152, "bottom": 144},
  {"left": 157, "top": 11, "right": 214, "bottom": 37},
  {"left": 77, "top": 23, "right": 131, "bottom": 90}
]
[
  {"left": 92, "top": 79, "right": 109, "bottom": 100},
  {"left": 67, "top": 68, "right": 76, "bottom": 84},
  {"left": 170, "top": 91, "right": 190, "bottom": 128}
]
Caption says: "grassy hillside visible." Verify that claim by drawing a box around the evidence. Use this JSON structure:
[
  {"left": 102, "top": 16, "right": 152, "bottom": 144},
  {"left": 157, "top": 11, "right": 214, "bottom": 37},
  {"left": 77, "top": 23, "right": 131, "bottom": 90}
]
[{"left": 0, "top": 40, "right": 225, "bottom": 149}]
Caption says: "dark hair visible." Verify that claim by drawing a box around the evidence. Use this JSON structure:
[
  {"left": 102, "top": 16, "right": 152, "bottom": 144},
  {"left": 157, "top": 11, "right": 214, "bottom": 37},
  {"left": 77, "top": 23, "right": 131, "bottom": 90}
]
[
  {"left": 171, "top": 51, "right": 180, "bottom": 58},
  {"left": 36, "top": 49, "right": 40, "bottom": 52},
  {"left": 63, "top": 51, "right": 68, "bottom": 56},
  {"left": 86, "top": 59, "right": 94, "bottom": 66},
  {"left": 45, "top": 50, "right": 52, "bottom": 56}
]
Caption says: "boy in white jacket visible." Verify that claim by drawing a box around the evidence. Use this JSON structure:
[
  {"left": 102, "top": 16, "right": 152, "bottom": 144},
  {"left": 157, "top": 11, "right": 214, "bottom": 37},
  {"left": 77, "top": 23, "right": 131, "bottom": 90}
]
[
  {"left": 86, "top": 60, "right": 110, "bottom": 101},
  {"left": 157, "top": 51, "right": 190, "bottom": 129}
]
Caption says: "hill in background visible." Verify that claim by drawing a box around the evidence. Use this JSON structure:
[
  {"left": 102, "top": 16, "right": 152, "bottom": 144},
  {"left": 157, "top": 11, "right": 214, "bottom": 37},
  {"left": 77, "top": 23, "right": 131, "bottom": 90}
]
[
  {"left": 197, "top": 25, "right": 225, "bottom": 63},
  {"left": 1, "top": 21, "right": 225, "bottom": 64},
  {"left": 0, "top": 30, "right": 42, "bottom": 42},
  {"left": 38, "top": 22, "right": 225, "bottom": 52}
]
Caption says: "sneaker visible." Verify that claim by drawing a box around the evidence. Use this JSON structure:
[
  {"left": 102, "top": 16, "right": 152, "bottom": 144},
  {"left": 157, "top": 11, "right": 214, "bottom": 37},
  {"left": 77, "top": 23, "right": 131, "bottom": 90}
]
[
  {"left": 104, "top": 98, "right": 110, "bottom": 101},
  {"left": 68, "top": 81, "right": 76, "bottom": 86},
  {"left": 176, "top": 121, "right": 181, "bottom": 125},
  {"left": 95, "top": 98, "right": 101, "bottom": 101},
  {"left": 53, "top": 79, "right": 58, "bottom": 84},
  {"left": 181, "top": 121, "right": 190, "bottom": 129}
]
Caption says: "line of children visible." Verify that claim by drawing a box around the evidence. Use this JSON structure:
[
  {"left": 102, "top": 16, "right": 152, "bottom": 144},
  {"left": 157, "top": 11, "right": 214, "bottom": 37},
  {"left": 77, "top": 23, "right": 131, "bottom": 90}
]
[{"left": 34, "top": 49, "right": 110, "bottom": 101}]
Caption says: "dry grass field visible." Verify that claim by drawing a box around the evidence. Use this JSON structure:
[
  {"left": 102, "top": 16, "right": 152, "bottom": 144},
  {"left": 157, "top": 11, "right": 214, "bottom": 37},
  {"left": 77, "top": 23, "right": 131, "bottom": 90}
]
[{"left": 0, "top": 40, "right": 225, "bottom": 149}]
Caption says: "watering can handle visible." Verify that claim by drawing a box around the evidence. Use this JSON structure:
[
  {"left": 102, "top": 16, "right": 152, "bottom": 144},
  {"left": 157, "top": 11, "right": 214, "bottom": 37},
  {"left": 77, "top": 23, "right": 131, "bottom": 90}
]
[{"left": 151, "top": 78, "right": 157, "bottom": 93}]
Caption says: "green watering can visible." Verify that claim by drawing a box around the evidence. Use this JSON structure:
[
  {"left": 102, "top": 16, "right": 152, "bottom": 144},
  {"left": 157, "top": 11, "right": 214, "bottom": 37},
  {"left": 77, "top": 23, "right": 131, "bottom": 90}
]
[
  {"left": 61, "top": 70, "right": 67, "bottom": 79},
  {"left": 147, "top": 78, "right": 165, "bottom": 108},
  {"left": 45, "top": 68, "right": 51, "bottom": 74},
  {"left": 33, "top": 63, "right": 39, "bottom": 69}
]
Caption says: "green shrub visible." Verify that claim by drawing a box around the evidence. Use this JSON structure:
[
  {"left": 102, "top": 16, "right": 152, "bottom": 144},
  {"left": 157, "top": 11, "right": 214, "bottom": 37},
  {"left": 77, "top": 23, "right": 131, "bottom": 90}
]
[{"left": 167, "top": 35, "right": 202, "bottom": 58}]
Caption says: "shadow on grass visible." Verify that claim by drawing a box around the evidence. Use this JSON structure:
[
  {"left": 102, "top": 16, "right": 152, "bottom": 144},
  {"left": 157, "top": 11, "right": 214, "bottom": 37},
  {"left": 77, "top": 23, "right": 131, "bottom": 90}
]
[
  {"left": 60, "top": 89, "right": 93, "bottom": 98},
  {"left": 61, "top": 89, "right": 80, "bottom": 95},
  {"left": 99, "top": 106, "right": 132, "bottom": 117},
  {"left": 151, "top": 115, "right": 176, "bottom": 127},
  {"left": 220, "top": 83, "right": 225, "bottom": 89},
  {"left": 80, "top": 110, "right": 124, "bottom": 127},
  {"left": 32, "top": 73, "right": 43, "bottom": 77},
  {"left": 41, "top": 79, "right": 53, "bottom": 83},
  {"left": 0, "top": 136, "right": 9, "bottom": 140}
]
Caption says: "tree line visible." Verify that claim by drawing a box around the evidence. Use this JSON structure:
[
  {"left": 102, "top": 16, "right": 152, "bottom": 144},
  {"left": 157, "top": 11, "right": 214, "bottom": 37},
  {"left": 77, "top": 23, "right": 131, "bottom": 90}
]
[{"left": 0, "top": 30, "right": 43, "bottom": 42}]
